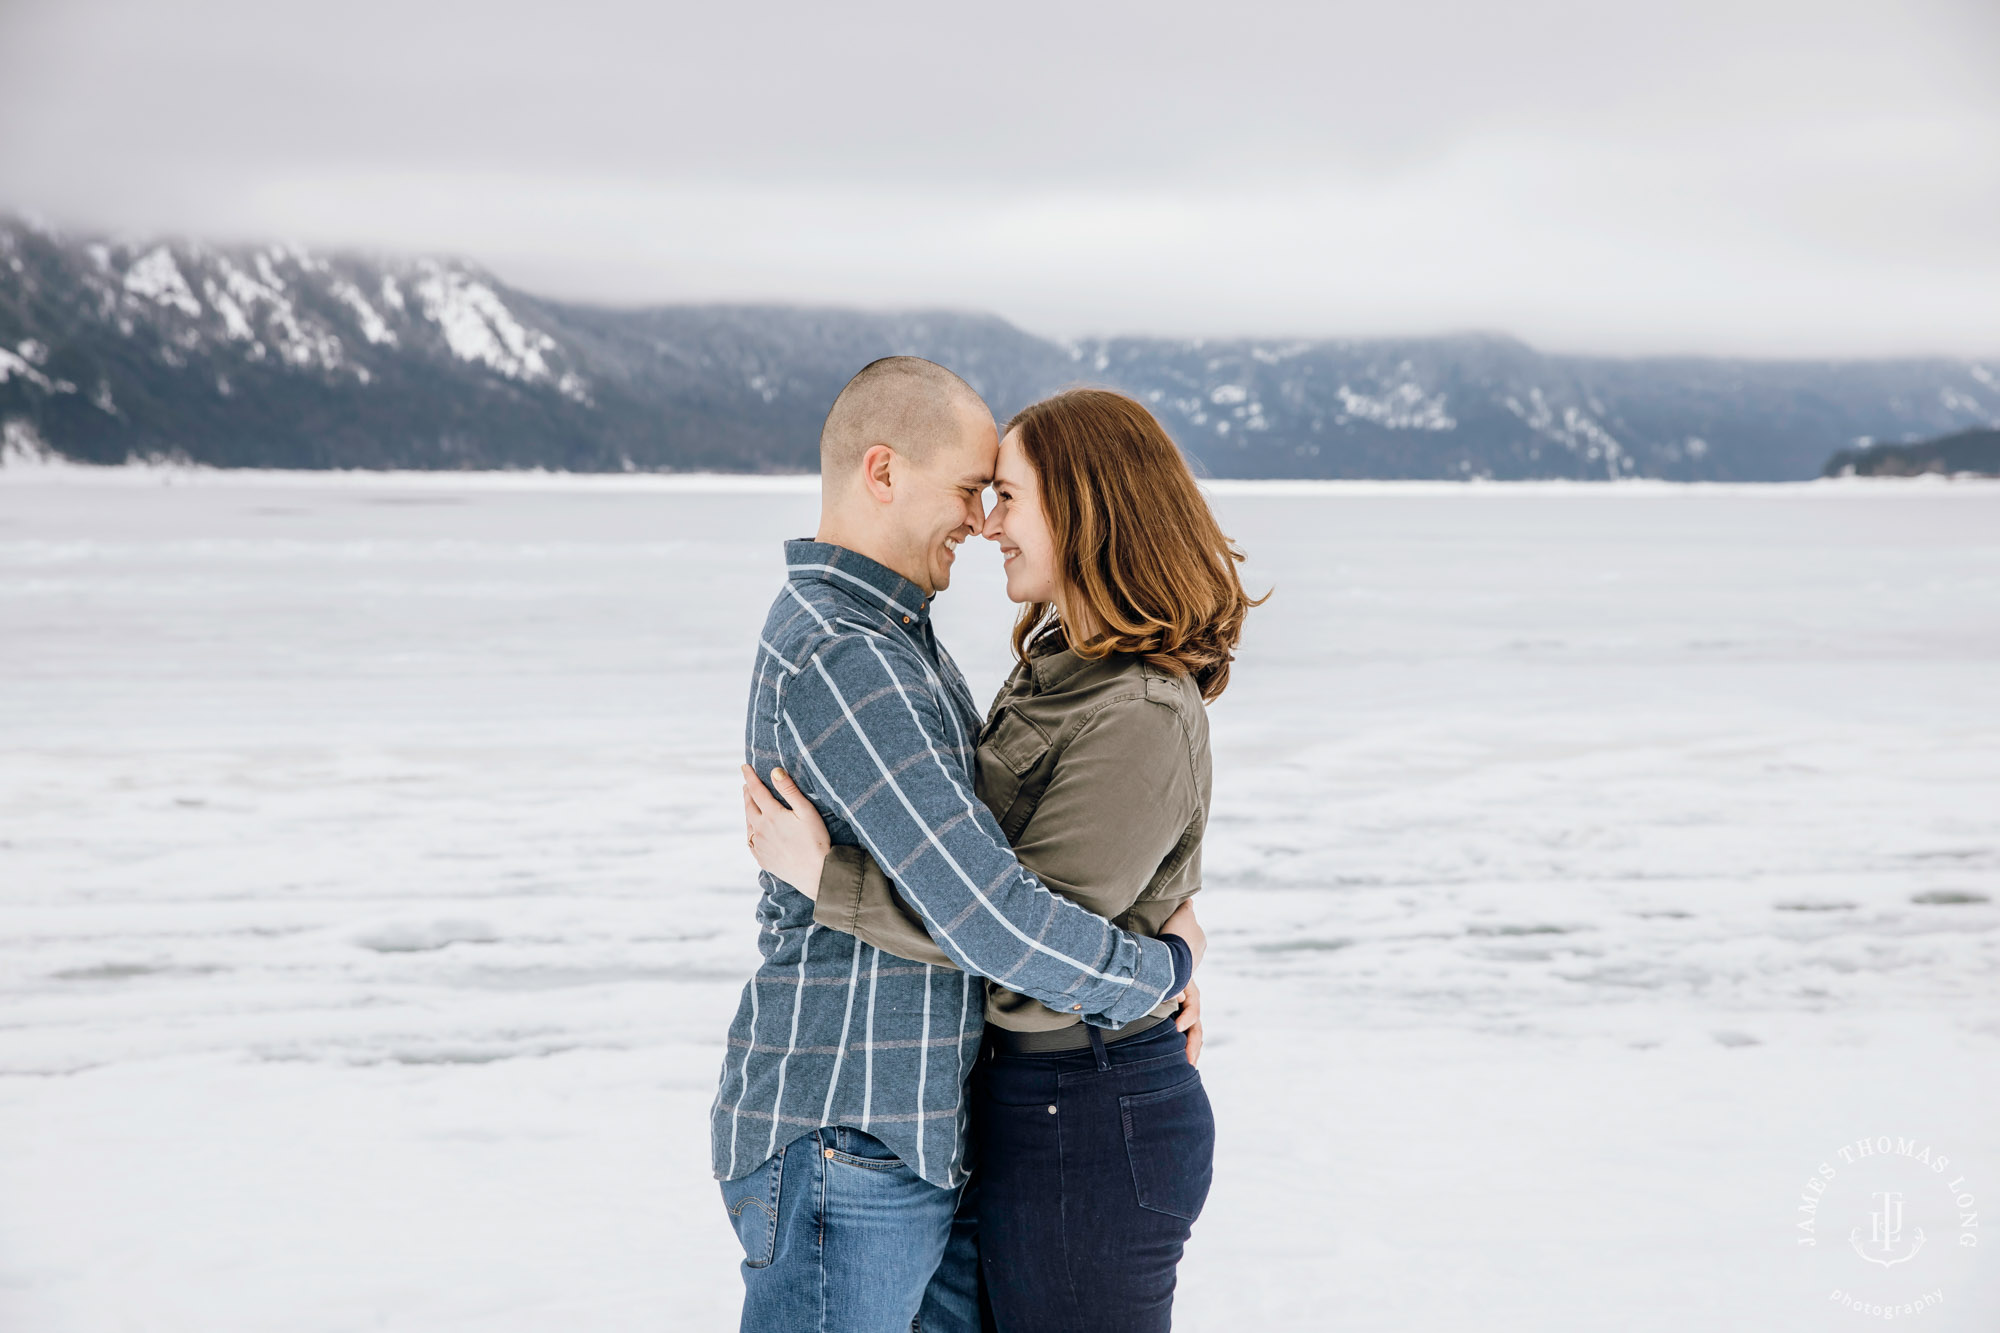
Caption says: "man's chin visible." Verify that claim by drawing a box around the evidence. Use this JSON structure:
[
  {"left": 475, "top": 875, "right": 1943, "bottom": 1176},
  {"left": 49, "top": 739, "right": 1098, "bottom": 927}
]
[{"left": 928, "top": 548, "right": 958, "bottom": 592}]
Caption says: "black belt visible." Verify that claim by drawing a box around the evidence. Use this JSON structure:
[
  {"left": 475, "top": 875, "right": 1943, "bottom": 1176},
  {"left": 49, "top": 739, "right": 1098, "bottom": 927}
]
[{"left": 985, "top": 1010, "right": 1172, "bottom": 1056}]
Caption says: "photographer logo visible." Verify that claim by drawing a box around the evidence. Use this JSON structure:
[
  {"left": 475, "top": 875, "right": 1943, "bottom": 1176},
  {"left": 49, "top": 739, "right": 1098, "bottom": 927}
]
[{"left": 1795, "top": 1135, "right": 1979, "bottom": 1322}]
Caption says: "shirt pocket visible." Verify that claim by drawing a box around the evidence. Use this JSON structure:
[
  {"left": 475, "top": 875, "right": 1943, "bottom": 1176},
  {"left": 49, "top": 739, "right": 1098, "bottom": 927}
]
[{"left": 975, "top": 706, "right": 1053, "bottom": 838}]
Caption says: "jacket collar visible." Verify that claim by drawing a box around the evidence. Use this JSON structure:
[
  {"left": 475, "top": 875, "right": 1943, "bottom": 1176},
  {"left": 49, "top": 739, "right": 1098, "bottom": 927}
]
[{"left": 1026, "top": 640, "right": 1127, "bottom": 694}]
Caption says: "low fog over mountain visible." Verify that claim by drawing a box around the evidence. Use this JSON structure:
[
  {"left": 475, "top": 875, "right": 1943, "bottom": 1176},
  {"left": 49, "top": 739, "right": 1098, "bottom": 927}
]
[{"left": 3, "top": 215, "right": 1995, "bottom": 480}]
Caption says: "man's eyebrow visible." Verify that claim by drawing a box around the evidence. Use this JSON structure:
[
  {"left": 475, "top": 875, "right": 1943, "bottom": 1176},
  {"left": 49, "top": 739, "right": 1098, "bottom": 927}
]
[{"left": 955, "top": 472, "right": 993, "bottom": 487}]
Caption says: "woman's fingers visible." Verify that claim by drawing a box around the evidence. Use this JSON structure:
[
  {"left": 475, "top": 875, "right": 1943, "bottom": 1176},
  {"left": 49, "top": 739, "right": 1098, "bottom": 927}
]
[
  {"left": 1174, "top": 980, "right": 1203, "bottom": 1065},
  {"left": 767, "top": 768, "right": 833, "bottom": 853},
  {"left": 742, "top": 780, "right": 764, "bottom": 829},
  {"left": 741, "top": 767, "right": 782, "bottom": 862},
  {"left": 742, "top": 788, "right": 770, "bottom": 862},
  {"left": 739, "top": 764, "right": 774, "bottom": 818},
  {"left": 1174, "top": 980, "right": 1202, "bottom": 1032},
  {"left": 770, "top": 766, "right": 806, "bottom": 807}
]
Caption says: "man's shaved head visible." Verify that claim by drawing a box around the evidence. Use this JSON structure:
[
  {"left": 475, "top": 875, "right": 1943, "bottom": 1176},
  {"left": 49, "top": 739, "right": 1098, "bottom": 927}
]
[
  {"left": 812, "top": 356, "right": 999, "bottom": 596},
  {"left": 820, "top": 356, "right": 990, "bottom": 478}
]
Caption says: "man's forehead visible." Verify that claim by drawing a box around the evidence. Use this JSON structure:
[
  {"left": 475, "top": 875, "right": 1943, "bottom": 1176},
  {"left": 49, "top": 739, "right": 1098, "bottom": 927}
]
[{"left": 950, "top": 422, "right": 998, "bottom": 485}]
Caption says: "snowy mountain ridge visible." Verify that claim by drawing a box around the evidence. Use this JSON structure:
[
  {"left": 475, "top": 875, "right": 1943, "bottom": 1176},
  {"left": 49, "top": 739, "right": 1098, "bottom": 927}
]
[{"left": 3, "top": 214, "right": 1996, "bottom": 479}]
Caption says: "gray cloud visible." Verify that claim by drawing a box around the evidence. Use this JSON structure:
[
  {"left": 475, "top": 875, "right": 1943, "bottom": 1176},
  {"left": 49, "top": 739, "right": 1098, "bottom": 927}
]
[{"left": 3, "top": 0, "right": 1997, "bottom": 356}]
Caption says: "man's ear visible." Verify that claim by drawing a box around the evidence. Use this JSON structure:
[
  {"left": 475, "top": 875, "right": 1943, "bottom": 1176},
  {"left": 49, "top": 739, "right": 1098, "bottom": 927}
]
[{"left": 859, "top": 443, "right": 897, "bottom": 504}]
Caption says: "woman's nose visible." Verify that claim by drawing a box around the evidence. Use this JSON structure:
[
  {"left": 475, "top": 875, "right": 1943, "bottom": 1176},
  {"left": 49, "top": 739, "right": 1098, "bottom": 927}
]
[{"left": 981, "top": 506, "right": 1003, "bottom": 541}]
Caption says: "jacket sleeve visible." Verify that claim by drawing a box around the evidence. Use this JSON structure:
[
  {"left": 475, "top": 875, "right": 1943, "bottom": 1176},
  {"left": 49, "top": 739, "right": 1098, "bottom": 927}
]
[
  {"left": 815, "top": 844, "right": 959, "bottom": 971},
  {"left": 814, "top": 694, "right": 1202, "bottom": 972},
  {"left": 774, "top": 632, "right": 1178, "bottom": 1028}
]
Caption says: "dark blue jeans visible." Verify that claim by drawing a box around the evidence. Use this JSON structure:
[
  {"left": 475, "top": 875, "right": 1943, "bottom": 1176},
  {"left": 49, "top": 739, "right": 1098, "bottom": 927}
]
[{"left": 973, "top": 1018, "right": 1214, "bottom": 1333}]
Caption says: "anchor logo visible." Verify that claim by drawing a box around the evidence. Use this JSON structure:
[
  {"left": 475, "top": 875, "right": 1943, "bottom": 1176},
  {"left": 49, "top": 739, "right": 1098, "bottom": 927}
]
[{"left": 1849, "top": 1190, "right": 1926, "bottom": 1268}]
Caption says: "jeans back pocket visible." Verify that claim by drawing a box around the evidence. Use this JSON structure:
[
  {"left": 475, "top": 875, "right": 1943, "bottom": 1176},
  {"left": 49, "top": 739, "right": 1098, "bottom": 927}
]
[
  {"left": 1119, "top": 1075, "right": 1215, "bottom": 1222},
  {"left": 721, "top": 1146, "right": 785, "bottom": 1268}
]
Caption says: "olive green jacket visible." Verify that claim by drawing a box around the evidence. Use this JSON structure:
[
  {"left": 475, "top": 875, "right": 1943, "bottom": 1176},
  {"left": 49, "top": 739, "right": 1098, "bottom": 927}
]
[{"left": 814, "top": 642, "right": 1210, "bottom": 1032}]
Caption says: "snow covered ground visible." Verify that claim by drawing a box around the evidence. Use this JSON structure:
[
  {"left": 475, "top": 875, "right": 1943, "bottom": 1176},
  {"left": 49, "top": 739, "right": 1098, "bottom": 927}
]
[{"left": 1, "top": 468, "right": 1995, "bottom": 1332}]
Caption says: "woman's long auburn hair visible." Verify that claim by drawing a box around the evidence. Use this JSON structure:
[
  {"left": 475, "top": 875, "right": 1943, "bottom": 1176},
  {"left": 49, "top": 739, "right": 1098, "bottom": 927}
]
[{"left": 1006, "top": 388, "right": 1266, "bottom": 702}]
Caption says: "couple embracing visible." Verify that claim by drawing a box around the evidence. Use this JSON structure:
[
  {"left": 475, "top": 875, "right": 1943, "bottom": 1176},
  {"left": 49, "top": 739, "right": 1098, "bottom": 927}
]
[{"left": 713, "top": 357, "right": 1262, "bottom": 1332}]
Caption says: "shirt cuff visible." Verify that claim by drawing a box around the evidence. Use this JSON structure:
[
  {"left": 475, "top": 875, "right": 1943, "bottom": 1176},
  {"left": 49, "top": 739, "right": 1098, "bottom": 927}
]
[{"left": 1158, "top": 932, "right": 1195, "bottom": 1000}]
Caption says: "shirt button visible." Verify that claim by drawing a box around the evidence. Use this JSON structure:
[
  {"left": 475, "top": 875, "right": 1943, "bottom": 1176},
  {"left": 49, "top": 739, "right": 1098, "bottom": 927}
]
[{"left": 1071, "top": 1004, "right": 1082, "bottom": 1011}]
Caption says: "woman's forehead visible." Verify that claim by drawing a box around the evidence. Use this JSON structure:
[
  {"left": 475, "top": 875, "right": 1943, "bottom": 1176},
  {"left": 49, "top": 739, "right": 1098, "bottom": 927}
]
[{"left": 995, "top": 430, "right": 1034, "bottom": 487}]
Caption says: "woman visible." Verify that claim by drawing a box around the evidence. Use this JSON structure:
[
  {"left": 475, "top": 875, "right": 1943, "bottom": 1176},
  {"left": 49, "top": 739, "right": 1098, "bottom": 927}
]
[{"left": 741, "top": 388, "right": 1262, "bottom": 1331}]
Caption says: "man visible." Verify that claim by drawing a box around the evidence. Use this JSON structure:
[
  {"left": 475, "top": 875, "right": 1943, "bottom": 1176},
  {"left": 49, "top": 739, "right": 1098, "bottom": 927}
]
[{"left": 710, "top": 357, "right": 1197, "bottom": 1332}]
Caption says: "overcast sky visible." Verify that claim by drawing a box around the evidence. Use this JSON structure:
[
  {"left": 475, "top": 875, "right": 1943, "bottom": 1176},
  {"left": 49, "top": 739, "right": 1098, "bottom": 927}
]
[{"left": 2, "top": 0, "right": 1997, "bottom": 357}]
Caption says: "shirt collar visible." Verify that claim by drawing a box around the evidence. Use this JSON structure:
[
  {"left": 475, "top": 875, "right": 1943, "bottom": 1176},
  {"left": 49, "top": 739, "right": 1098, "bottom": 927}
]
[{"left": 784, "top": 539, "right": 935, "bottom": 625}]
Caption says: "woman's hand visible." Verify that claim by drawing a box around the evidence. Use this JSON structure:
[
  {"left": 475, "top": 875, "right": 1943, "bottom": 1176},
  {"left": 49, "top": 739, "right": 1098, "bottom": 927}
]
[
  {"left": 741, "top": 764, "right": 833, "bottom": 899},
  {"left": 1173, "top": 979, "right": 1203, "bottom": 1067},
  {"left": 1163, "top": 897, "right": 1206, "bottom": 1067}
]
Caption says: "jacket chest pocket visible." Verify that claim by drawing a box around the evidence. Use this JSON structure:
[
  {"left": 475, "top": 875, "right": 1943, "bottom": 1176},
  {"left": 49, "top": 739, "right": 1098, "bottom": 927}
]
[{"left": 975, "top": 706, "right": 1054, "bottom": 840}]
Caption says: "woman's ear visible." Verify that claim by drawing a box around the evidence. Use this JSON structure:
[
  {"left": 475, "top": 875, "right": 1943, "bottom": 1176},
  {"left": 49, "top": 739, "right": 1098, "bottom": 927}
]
[{"left": 860, "top": 443, "right": 897, "bottom": 504}]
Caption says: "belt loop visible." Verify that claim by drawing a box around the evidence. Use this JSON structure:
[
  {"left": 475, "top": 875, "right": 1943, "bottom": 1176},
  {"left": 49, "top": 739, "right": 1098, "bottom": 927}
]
[{"left": 1086, "top": 1024, "right": 1110, "bottom": 1072}]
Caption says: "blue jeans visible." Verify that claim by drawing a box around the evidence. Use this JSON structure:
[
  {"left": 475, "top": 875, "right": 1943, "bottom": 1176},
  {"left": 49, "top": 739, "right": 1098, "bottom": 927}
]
[
  {"left": 721, "top": 1125, "right": 982, "bottom": 1333},
  {"left": 974, "top": 1018, "right": 1214, "bottom": 1333}
]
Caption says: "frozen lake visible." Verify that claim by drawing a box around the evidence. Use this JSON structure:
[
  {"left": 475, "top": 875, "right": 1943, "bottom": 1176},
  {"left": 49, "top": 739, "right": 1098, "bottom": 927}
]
[{"left": 2, "top": 468, "right": 1996, "bottom": 1331}]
